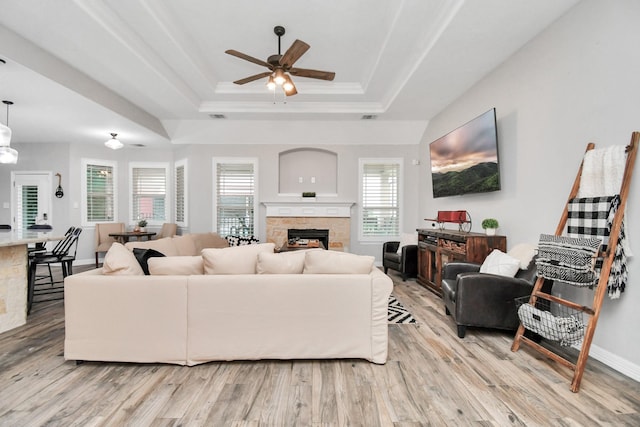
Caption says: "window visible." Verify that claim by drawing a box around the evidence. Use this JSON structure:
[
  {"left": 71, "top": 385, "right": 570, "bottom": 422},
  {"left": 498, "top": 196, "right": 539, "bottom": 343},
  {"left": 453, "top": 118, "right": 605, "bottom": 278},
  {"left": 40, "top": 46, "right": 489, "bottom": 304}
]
[
  {"left": 130, "top": 162, "right": 170, "bottom": 226},
  {"left": 174, "top": 159, "right": 188, "bottom": 227},
  {"left": 82, "top": 159, "right": 117, "bottom": 226},
  {"left": 359, "top": 158, "right": 402, "bottom": 241},
  {"left": 213, "top": 158, "right": 258, "bottom": 237}
]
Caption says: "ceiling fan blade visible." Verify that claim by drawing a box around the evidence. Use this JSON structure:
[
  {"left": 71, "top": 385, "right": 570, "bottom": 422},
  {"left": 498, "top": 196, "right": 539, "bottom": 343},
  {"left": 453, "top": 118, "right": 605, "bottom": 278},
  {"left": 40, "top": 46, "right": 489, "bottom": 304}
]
[
  {"left": 289, "top": 68, "right": 335, "bottom": 81},
  {"left": 225, "top": 49, "right": 272, "bottom": 69},
  {"left": 279, "top": 39, "right": 310, "bottom": 68},
  {"left": 233, "top": 71, "right": 272, "bottom": 85}
]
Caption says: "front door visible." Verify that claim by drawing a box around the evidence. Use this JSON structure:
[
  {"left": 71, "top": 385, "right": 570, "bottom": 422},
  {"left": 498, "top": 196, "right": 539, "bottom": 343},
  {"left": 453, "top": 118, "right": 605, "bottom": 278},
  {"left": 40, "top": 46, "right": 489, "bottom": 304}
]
[{"left": 11, "top": 172, "right": 52, "bottom": 231}]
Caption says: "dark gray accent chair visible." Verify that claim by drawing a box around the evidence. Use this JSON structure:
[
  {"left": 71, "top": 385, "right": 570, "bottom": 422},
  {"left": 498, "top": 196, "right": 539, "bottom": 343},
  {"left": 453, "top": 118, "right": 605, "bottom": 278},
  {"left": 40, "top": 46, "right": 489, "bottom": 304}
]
[
  {"left": 441, "top": 257, "right": 538, "bottom": 338},
  {"left": 382, "top": 241, "right": 418, "bottom": 281}
]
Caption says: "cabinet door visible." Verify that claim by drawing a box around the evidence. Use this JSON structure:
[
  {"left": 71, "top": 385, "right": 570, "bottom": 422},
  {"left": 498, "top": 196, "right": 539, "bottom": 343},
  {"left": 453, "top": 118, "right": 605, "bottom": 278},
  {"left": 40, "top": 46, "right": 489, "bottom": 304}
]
[{"left": 417, "top": 244, "right": 429, "bottom": 282}]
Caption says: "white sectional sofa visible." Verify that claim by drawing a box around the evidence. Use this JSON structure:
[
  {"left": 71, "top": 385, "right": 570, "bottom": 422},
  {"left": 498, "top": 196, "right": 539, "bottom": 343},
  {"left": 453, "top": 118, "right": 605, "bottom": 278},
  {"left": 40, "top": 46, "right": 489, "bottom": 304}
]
[{"left": 64, "top": 237, "right": 393, "bottom": 366}]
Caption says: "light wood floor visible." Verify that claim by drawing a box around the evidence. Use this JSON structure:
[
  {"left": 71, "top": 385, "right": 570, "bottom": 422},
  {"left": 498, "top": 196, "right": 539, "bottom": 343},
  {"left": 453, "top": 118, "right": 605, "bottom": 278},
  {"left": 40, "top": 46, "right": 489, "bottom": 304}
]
[{"left": 1, "top": 267, "right": 639, "bottom": 426}]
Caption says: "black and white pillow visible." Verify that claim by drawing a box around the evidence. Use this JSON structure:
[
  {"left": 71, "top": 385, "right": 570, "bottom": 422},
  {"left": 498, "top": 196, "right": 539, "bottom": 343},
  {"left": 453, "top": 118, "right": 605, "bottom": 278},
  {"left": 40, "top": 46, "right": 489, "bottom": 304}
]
[{"left": 132, "top": 248, "right": 166, "bottom": 275}]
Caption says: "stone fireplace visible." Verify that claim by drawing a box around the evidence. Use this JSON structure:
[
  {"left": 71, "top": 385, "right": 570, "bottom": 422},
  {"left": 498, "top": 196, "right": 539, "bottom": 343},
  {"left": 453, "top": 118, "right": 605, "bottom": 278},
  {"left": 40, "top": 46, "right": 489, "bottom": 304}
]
[{"left": 263, "top": 202, "right": 354, "bottom": 251}]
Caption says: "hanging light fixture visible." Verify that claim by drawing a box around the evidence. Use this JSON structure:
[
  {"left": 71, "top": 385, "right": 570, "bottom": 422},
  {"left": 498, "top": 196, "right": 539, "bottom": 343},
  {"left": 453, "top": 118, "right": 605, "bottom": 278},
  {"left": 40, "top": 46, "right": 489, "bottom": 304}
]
[
  {"left": 104, "top": 132, "right": 124, "bottom": 150},
  {"left": 0, "top": 100, "right": 18, "bottom": 164}
]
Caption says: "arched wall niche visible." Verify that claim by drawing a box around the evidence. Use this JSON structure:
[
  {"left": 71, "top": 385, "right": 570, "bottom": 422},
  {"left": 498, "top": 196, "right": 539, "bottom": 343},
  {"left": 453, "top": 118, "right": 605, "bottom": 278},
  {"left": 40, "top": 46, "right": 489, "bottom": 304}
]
[{"left": 279, "top": 148, "right": 338, "bottom": 195}]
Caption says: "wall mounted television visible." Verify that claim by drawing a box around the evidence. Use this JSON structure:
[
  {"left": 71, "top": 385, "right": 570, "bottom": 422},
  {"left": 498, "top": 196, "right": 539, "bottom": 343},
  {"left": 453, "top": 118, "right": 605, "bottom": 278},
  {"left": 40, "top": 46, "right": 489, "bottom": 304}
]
[{"left": 429, "top": 108, "right": 501, "bottom": 198}]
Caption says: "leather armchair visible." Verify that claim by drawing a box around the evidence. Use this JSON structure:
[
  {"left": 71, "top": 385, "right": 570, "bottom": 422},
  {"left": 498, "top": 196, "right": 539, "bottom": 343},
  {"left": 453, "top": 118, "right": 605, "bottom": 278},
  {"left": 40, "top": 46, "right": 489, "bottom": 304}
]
[
  {"left": 382, "top": 241, "right": 418, "bottom": 281},
  {"left": 441, "top": 258, "right": 538, "bottom": 338}
]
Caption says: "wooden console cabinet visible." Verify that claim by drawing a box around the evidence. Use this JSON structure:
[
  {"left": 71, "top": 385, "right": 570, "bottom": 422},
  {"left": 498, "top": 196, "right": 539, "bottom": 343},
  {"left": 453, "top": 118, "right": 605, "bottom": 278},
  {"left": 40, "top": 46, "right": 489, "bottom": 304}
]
[{"left": 416, "top": 228, "right": 506, "bottom": 297}]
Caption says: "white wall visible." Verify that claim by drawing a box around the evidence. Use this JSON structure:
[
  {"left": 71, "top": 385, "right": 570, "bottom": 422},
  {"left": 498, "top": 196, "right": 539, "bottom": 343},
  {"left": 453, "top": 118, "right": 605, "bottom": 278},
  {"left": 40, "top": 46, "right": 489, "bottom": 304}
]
[
  {"left": 419, "top": 0, "right": 640, "bottom": 378},
  {"left": 1, "top": 140, "right": 420, "bottom": 264}
]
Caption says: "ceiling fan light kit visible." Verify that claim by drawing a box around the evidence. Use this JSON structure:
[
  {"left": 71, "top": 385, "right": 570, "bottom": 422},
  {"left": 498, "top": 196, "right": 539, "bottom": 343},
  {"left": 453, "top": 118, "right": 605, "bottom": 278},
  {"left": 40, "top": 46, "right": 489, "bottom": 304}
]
[
  {"left": 226, "top": 25, "right": 335, "bottom": 99},
  {"left": 104, "top": 132, "right": 124, "bottom": 150},
  {"left": 0, "top": 100, "right": 18, "bottom": 164}
]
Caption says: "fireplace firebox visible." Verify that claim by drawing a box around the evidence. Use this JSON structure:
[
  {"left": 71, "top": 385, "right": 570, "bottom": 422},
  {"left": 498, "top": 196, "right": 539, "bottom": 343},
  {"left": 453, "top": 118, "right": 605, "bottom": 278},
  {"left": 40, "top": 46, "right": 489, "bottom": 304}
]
[{"left": 288, "top": 229, "right": 329, "bottom": 250}]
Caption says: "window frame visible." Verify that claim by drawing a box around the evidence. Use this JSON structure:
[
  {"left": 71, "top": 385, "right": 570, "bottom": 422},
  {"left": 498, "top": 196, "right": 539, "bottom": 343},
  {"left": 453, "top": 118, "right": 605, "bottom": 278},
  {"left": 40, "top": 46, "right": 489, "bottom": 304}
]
[
  {"left": 81, "top": 158, "right": 118, "bottom": 227},
  {"left": 128, "top": 161, "right": 171, "bottom": 227},
  {"left": 174, "top": 158, "right": 188, "bottom": 228},
  {"left": 358, "top": 157, "right": 403, "bottom": 242},
  {"left": 212, "top": 157, "right": 259, "bottom": 238}
]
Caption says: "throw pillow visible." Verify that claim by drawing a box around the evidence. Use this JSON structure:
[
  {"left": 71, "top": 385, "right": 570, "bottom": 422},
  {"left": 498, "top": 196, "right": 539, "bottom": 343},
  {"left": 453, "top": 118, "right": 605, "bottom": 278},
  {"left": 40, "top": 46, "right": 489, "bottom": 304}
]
[
  {"left": 303, "top": 250, "right": 374, "bottom": 274},
  {"left": 256, "top": 250, "right": 309, "bottom": 274},
  {"left": 202, "top": 242, "right": 276, "bottom": 274},
  {"left": 507, "top": 243, "right": 537, "bottom": 269},
  {"left": 479, "top": 249, "right": 521, "bottom": 277},
  {"left": 396, "top": 232, "right": 418, "bottom": 254},
  {"left": 132, "top": 248, "right": 166, "bottom": 275},
  {"left": 148, "top": 256, "right": 204, "bottom": 275},
  {"left": 102, "top": 242, "right": 144, "bottom": 276},
  {"left": 124, "top": 237, "right": 179, "bottom": 256}
]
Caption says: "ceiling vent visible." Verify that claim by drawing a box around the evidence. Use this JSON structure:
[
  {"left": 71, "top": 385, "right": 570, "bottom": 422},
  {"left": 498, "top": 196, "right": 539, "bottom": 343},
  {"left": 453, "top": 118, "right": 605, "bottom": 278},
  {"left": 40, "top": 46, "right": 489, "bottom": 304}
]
[
  {"left": 361, "top": 114, "right": 377, "bottom": 120},
  {"left": 209, "top": 114, "right": 226, "bottom": 119}
]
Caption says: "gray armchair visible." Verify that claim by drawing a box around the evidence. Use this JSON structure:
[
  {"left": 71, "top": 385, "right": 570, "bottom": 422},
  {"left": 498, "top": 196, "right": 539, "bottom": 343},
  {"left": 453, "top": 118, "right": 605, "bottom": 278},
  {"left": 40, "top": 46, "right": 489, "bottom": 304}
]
[
  {"left": 441, "top": 258, "right": 538, "bottom": 338},
  {"left": 382, "top": 241, "right": 418, "bottom": 281}
]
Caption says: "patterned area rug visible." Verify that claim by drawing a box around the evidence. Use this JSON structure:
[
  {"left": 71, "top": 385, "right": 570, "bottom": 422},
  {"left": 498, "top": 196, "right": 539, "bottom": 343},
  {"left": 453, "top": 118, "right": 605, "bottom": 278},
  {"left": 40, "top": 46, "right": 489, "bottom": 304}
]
[{"left": 388, "top": 295, "right": 417, "bottom": 324}]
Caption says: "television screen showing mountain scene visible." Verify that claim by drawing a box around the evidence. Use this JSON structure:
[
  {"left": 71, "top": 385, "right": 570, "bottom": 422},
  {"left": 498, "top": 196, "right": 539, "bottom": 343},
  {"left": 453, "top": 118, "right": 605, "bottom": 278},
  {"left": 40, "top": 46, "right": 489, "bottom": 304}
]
[{"left": 429, "top": 108, "right": 500, "bottom": 198}]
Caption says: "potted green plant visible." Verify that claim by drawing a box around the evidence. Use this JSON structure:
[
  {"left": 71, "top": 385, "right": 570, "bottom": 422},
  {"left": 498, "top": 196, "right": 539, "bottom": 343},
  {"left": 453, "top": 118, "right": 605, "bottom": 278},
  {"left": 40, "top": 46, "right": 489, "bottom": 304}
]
[
  {"left": 137, "top": 219, "right": 148, "bottom": 232},
  {"left": 481, "top": 218, "right": 499, "bottom": 236}
]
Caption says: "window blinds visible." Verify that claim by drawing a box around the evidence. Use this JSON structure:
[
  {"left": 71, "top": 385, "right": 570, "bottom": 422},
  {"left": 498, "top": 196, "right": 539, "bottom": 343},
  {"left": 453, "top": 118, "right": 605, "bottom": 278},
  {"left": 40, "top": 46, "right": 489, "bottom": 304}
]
[
  {"left": 361, "top": 162, "right": 399, "bottom": 237},
  {"left": 216, "top": 162, "right": 255, "bottom": 237},
  {"left": 175, "top": 164, "right": 185, "bottom": 223},
  {"left": 86, "top": 163, "right": 115, "bottom": 222},
  {"left": 17, "top": 185, "right": 38, "bottom": 230},
  {"left": 132, "top": 167, "right": 167, "bottom": 222}
]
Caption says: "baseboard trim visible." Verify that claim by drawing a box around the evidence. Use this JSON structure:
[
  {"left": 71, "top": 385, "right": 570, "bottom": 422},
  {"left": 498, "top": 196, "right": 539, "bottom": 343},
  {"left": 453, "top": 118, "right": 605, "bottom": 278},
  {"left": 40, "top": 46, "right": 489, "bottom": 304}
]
[{"left": 586, "top": 343, "right": 640, "bottom": 382}]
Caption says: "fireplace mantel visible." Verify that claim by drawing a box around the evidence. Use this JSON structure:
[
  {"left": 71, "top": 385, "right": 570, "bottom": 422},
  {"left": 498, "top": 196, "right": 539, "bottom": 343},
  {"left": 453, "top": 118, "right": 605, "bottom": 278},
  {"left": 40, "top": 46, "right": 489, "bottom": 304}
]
[{"left": 262, "top": 201, "right": 354, "bottom": 218}]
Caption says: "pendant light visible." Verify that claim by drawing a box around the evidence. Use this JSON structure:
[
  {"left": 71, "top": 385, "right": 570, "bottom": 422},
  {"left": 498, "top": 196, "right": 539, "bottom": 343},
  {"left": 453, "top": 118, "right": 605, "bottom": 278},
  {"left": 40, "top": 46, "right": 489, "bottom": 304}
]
[
  {"left": 104, "top": 132, "right": 124, "bottom": 150},
  {"left": 0, "top": 100, "right": 18, "bottom": 164}
]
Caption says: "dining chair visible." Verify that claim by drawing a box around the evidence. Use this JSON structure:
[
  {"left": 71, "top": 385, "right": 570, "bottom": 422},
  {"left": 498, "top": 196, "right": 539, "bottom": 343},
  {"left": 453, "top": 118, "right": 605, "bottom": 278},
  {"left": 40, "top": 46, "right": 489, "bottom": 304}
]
[
  {"left": 95, "top": 222, "right": 125, "bottom": 267},
  {"left": 28, "top": 227, "right": 83, "bottom": 314},
  {"left": 156, "top": 222, "right": 177, "bottom": 239}
]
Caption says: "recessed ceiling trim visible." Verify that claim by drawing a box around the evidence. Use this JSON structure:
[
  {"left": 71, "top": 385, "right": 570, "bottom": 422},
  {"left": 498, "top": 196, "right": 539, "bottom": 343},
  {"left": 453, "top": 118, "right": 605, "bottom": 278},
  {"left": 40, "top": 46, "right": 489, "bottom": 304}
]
[
  {"left": 200, "top": 101, "right": 384, "bottom": 114},
  {"left": 137, "top": 0, "right": 220, "bottom": 92},
  {"left": 215, "top": 82, "right": 363, "bottom": 95},
  {"left": 377, "top": 0, "right": 465, "bottom": 111},
  {"left": 73, "top": 0, "right": 202, "bottom": 109}
]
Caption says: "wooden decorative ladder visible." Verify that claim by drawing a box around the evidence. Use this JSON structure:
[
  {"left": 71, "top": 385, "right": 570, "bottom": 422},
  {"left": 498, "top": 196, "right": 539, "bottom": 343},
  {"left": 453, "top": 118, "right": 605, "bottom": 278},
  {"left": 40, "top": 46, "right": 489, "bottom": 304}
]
[{"left": 511, "top": 131, "right": 639, "bottom": 392}]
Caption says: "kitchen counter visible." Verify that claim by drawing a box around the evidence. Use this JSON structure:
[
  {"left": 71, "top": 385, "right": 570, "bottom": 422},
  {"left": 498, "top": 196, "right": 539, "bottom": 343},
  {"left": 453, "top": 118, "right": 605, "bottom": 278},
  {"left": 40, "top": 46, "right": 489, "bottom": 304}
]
[{"left": 0, "top": 229, "right": 65, "bottom": 333}]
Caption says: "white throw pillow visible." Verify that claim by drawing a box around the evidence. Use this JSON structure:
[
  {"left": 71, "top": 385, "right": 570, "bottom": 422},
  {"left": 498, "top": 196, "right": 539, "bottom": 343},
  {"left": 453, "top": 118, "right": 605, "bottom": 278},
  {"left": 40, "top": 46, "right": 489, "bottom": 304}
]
[
  {"left": 303, "top": 250, "right": 374, "bottom": 274},
  {"left": 148, "top": 256, "right": 204, "bottom": 275},
  {"left": 396, "top": 232, "right": 418, "bottom": 254},
  {"left": 479, "top": 249, "right": 521, "bottom": 278},
  {"left": 202, "top": 243, "right": 275, "bottom": 274},
  {"left": 102, "top": 242, "right": 144, "bottom": 275},
  {"left": 256, "top": 250, "right": 309, "bottom": 274},
  {"left": 507, "top": 243, "right": 537, "bottom": 269}
]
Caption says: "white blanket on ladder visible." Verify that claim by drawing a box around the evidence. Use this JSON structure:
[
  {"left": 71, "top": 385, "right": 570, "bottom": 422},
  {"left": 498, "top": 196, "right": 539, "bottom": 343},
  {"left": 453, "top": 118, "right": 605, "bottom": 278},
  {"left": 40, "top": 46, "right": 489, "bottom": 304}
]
[{"left": 577, "top": 145, "right": 632, "bottom": 259}]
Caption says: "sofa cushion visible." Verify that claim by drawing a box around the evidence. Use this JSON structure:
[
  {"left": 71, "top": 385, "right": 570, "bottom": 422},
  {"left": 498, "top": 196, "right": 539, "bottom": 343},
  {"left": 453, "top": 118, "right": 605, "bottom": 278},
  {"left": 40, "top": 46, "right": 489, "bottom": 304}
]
[
  {"left": 303, "top": 250, "right": 375, "bottom": 274},
  {"left": 202, "top": 243, "right": 276, "bottom": 274},
  {"left": 191, "top": 232, "right": 230, "bottom": 253},
  {"left": 171, "top": 235, "right": 198, "bottom": 256},
  {"left": 133, "top": 248, "right": 166, "bottom": 275},
  {"left": 480, "top": 249, "right": 521, "bottom": 277},
  {"left": 125, "top": 237, "right": 179, "bottom": 256},
  {"left": 256, "top": 250, "right": 310, "bottom": 274},
  {"left": 148, "top": 256, "right": 204, "bottom": 275},
  {"left": 103, "top": 242, "right": 144, "bottom": 276}
]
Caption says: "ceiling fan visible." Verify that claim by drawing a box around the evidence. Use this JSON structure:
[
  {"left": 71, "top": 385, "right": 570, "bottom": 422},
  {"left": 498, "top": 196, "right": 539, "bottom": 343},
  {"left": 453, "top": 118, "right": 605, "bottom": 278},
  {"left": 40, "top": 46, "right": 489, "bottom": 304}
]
[{"left": 225, "top": 26, "right": 335, "bottom": 96}]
